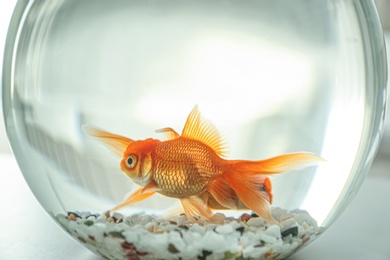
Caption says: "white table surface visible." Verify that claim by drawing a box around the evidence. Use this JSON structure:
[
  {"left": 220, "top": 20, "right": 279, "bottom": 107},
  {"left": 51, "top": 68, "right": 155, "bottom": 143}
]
[{"left": 1, "top": 154, "right": 390, "bottom": 260}]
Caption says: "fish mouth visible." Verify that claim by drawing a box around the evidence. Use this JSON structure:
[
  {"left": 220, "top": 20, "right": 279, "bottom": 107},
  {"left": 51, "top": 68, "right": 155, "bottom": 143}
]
[{"left": 120, "top": 160, "right": 126, "bottom": 172}]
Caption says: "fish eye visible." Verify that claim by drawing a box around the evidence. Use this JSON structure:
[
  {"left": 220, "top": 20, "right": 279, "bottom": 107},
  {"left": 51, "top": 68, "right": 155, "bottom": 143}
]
[{"left": 125, "top": 155, "right": 137, "bottom": 168}]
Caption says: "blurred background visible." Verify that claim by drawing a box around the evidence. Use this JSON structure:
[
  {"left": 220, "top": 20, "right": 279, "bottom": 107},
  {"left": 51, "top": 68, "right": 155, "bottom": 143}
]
[
  {"left": 371, "top": 0, "right": 390, "bottom": 180},
  {"left": 0, "top": 1, "right": 389, "bottom": 259},
  {"left": 1, "top": 1, "right": 389, "bottom": 163},
  {"left": 0, "top": 1, "right": 15, "bottom": 154},
  {"left": 1, "top": 1, "right": 389, "bottom": 167},
  {"left": 0, "top": 0, "right": 388, "bottom": 160}
]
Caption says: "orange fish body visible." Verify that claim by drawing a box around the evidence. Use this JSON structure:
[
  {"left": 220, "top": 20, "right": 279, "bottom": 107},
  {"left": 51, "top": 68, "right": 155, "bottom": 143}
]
[
  {"left": 84, "top": 106, "right": 322, "bottom": 224},
  {"left": 147, "top": 138, "right": 224, "bottom": 197}
]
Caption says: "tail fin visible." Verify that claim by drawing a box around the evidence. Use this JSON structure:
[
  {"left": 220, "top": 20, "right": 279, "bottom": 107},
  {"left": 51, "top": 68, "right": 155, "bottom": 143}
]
[
  {"left": 209, "top": 152, "right": 323, "bottom": 224},
  {"left": 229, "top": 152, "right": 324, "bottom": 175}
]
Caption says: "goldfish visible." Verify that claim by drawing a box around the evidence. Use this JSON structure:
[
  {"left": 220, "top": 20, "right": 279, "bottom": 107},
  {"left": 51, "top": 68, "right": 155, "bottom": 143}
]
[{"left": 83, "top": 105, "right": 322, "bottom": 224}]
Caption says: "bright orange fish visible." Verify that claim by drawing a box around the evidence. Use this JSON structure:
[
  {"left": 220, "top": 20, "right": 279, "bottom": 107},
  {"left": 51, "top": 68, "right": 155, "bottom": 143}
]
[{"left": 83, "top": 105, "right": 322, "bottom": 224}]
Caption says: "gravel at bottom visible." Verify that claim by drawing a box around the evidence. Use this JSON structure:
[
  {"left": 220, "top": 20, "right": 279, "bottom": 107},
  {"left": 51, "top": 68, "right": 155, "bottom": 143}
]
[{"left": 54, "top": 207, "right": 323, "bottom": 260}]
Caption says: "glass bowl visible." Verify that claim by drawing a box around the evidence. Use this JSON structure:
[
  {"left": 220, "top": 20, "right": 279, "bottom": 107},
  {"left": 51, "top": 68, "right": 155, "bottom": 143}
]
[{"left": 2, "top": 0, "right": 387, "bottom": 259}]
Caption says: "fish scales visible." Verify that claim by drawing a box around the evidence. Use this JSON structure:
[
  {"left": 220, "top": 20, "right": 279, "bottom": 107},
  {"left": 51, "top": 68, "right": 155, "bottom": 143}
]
[{"left": 153, "top": 138, "right": 224, "bottom": 197}]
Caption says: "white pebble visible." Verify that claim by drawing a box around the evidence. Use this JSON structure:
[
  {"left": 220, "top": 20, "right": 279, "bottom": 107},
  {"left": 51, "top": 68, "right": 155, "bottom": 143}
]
[
  {"left": 256, "top": 233, "right": 277, "bottom": 244},
  {"left": 243, "top": 245, "right": 269, "bottom": 259},
  {"left": 270, "top": 242, "right": 283, "bottom": 253},
  {"left": 297, "top": 224, "right": 305, "bottom": 236},
  {"left": 169, "top": 231, "right": 186, "bottom": 251},
  {"left": 56, "top": 214, "right": 69, "bottom": 227},
  {"left": 124, "top": 230, "right": 139, "bottom": 244},
  {"left": 266, "top": 225, "right": 281, "bottom": 239},
  {"left": 140, "top": 215, "right": 154, "bottom": 225},
  {"left": 190, "top": 223, "right": 205, "bottom": 234},
  {"left": 180, "top": 244, "right": 200, "bottom": 260},
  {"left": 215, "top": 223, "right": 234, "bottom": 234},
  {"left": 112, "top": 212, "right": 124, "bottom": 220},
  {"left": 149, "top": 233, "right": 170, "bottom": 256},
  {"left": 280, "top": 217, "right": 298, "bottom": 229},
  {"left": 239, "top": 233, "right": 251, "bottom": 246},
  {"left": 202, "top": 231, "right": 227, "bottom": 254},
  {"left": 103, "top": 236, "right": 125, "bottom": 255},
  {"left": 290, "top": 241, "right": 299, "bottom": 251},
  {"left": 246, "top": 217, "right": 265, "bottom": 227},
  {"left": 87, "top": 226, "right": 104, "bottom": 243},
  {"left": 176, "top": 215, "right": 189, "bottom": 225},
  {"left": 243, "top": 245, "right": 254, "bottom": 256},
  {"left": 183, "top": 231, "right": 201, "bottom": 245},
  {"left": 97, "top": 214, "right": 107, "bottom": 223},
  {"left": 212, "top": 213, "right": 226, "bottom": 223},
  {"left": 271, "top": 207, "right": 288, "bottom": 220}
]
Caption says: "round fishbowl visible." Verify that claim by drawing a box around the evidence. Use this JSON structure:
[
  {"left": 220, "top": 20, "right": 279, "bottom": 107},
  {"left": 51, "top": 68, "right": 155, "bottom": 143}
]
[{"left": 2, "top": 0, "right": 387, "bottom": 259}]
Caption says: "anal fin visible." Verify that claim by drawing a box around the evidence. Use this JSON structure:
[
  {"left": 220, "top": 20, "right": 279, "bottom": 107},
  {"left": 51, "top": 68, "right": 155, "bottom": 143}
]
[
  {"left": 180, "top": 196, "right": 213, "bottom": 223},
  {"left": 207, "top": 178, "right": 238, "bottom": 209},
  {"left": 223, "top": 173, "right": 279, "bottom": 225}
]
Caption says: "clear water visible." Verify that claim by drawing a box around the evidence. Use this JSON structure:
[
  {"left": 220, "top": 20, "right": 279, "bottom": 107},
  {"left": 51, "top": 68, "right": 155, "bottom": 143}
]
[{"left": 2, "top": 0, "right": 387, "bottom": 255}]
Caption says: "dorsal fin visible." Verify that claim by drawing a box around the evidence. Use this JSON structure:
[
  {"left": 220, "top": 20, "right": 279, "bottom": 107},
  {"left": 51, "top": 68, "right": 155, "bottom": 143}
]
[
  {"left": 181, "top": 105, "right": 228, "bottom": 157},
  {"left": 155, "top": 127, "right": 180, "bottom": 140}
]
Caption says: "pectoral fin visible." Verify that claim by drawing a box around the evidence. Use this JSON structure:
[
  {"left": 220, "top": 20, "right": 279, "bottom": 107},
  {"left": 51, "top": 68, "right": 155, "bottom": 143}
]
[
  {"left": 110, "top": 188, "right": 155, "bottom": 212},
  {"left": 141, "top": 179, "right": 159, "bottom": 194}
]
